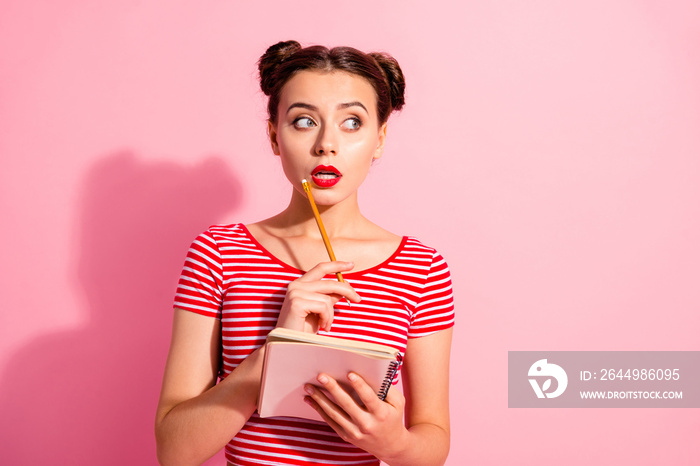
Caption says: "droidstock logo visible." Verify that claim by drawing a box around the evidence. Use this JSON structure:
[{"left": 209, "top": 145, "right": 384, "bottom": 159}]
[{"left": 528, "top": 359, "right": 568, "bottom": 399}]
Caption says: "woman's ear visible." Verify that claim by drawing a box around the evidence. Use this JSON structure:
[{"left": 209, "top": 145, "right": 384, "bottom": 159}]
[
  {"left": 268, "top": 120, "right": 280, "bottom": 155},
  {"left": 373, "top": 123, "right": 388, "bottom": 160}
]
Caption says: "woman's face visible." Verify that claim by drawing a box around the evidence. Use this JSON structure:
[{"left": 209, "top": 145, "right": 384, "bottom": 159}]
[{"left": 268, "top": 70, "right": 387, "bottom": 206}]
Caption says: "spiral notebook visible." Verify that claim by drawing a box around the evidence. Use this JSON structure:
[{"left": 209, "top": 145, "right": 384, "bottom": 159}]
[{"left": 258, "top": 328, "right": 401, "bottom": 422}]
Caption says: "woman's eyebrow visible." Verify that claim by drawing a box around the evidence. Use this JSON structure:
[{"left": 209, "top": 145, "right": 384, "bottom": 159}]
[
  {"left": 338, "top": 101, "right": 368, "bottom": 113},
  {"left": 286, "top": 101, "right": 369, "bottom": 114},
  {"left": 286, "top": 102, "right": 317, "bottom": 114}
]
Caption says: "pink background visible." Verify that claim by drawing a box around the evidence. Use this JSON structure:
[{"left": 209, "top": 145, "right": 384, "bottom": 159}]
[{"left": 1, "top": 1, "right": 699, "bottom": 464}]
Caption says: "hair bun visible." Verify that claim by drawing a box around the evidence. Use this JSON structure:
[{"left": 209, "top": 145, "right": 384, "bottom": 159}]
[
  {"left": 258, "top": 40, "right": 302, "bottom": 96},
  {"left": 369, "top": 52, "right": 406, "bottom": 112}
]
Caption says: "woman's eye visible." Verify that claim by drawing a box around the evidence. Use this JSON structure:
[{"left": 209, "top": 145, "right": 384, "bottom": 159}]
[
  {"left": 341, "top": 118, "right": 361, "bottom": 131},
  {"left": 293, "top": 117, "right": 316, "bottom": 129}
]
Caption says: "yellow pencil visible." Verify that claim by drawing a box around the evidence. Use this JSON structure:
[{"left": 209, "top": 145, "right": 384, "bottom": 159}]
[{"left": 301, "top": 179, "right": 346, "bottom": 284}]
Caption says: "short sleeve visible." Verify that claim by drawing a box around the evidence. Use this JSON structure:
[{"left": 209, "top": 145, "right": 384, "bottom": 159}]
[
  {"left": 408, "top": 251, "right": 455, "bottom": 338},
  {"left": 173, "top": 230, "right": 224, "bottom": 319}
]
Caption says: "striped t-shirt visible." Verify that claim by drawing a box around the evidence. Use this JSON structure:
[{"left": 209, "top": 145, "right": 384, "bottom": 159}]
[{"left": 174, "top": 223, "right": 455, "bottom": 466}]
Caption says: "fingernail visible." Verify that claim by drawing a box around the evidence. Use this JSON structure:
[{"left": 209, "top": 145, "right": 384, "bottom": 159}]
[
  {"left": 318, "top": 375, "right": 328, "bottom": 385},
  {"left": 304, "top": 385, "right": 314, "bottom": 395},
  {"left": 348, "top": 372, "right": 358, "bottom": 382}
]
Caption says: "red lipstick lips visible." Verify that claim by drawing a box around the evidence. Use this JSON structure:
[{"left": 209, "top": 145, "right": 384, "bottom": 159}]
[{"left": 311, "top": 165, "right": 342, "bottom": 188}]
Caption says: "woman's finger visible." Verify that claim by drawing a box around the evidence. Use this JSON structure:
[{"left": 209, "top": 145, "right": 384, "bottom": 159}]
[
  {"left": 280, "top": 291, "right": 337, "bottom": 330},
  {"left": 345, "top": 372, "right": 386, "bottom": 414},
  {"left": 289, "top": 279, "right": 361, "bottom": 303},
  {"left": 303, "top": 392, "right": 357, "bottom": 443},
  {"left": 303, "top": 380, "right": 357, "bottom": 433},
  {"left": 298, "top": 261, "right": 355, "bottom": 282},
  {"left": 312, "top": 373, "right": 369, "bottom": 424}
]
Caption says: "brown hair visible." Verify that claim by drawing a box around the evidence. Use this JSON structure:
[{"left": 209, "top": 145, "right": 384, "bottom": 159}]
[{"left": 258, "top": 40, "right": 406, "bottom": 125}]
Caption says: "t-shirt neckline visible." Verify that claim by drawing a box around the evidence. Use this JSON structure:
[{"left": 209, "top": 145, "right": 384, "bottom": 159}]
[{"left": 239, "top": 223, "right": 408, "bottom": 278}]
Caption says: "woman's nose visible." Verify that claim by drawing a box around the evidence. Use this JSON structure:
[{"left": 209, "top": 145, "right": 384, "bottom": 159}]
[{"left": 314, "top": 126, "right": 337, "bottom": 156}]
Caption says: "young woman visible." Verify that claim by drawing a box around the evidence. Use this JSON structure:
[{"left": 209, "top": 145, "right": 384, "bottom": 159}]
[{"left": 155, "top": 40, "right": 455, "bottom": 466}]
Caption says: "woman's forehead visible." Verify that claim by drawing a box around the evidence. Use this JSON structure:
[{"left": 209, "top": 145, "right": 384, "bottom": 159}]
[{"left": 279, "top": 70, "right": 378, "bottom": 112}]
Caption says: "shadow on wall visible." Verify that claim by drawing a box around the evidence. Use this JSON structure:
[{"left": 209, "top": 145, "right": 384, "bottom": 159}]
[{"left": 0, "top": 152, "right": 241, "bottom": 465}]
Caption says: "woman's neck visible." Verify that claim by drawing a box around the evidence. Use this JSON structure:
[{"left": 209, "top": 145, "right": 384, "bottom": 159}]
[{"left": 268, "top": 188, "right": 366, "bottom": 239}]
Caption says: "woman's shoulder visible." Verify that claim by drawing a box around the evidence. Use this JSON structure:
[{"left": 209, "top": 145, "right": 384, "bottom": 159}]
[
  {"left": 392, "top": 236, "right": 454, "bottom": 280},
  {"left": 397, "top": 236, "right": 449, "bottom": 269},
  {"left": 189, "top": 223, "right": 255, "bottom": 246},
  {"left": 197, "top": 222, "right": 247, "bottom": 236},
  {"left": 396, "top": 233, "right": 442, "bottom": 255}
]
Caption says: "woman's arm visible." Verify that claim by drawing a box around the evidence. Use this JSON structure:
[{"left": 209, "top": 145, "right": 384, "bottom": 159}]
[
  {"left": 392, "top": 327, "right": 453, "bottom": 465},
  {"left": 304, "top": 327, "right": 453, "bottom": 465},
  {"left": 154, "top": 308, "right": 264, "bottom": 466}
]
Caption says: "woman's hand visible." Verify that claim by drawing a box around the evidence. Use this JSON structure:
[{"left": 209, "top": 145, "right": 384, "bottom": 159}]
[
  {"left": 277, "top": 261, "right": 361, "bottom": 333},
  {"left": 302, "top": 372, "right": 410, "bottom": 462}
]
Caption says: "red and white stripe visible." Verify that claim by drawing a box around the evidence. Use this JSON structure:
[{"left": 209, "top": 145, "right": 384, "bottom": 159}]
[{"left": 174, "top": 223, "right": 455, "bottom": 465}]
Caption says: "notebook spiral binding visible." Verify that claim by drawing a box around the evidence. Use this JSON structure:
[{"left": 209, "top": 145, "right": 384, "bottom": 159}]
[{"left": 378, "top": 355, "right": 403, "bottom": 401}]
